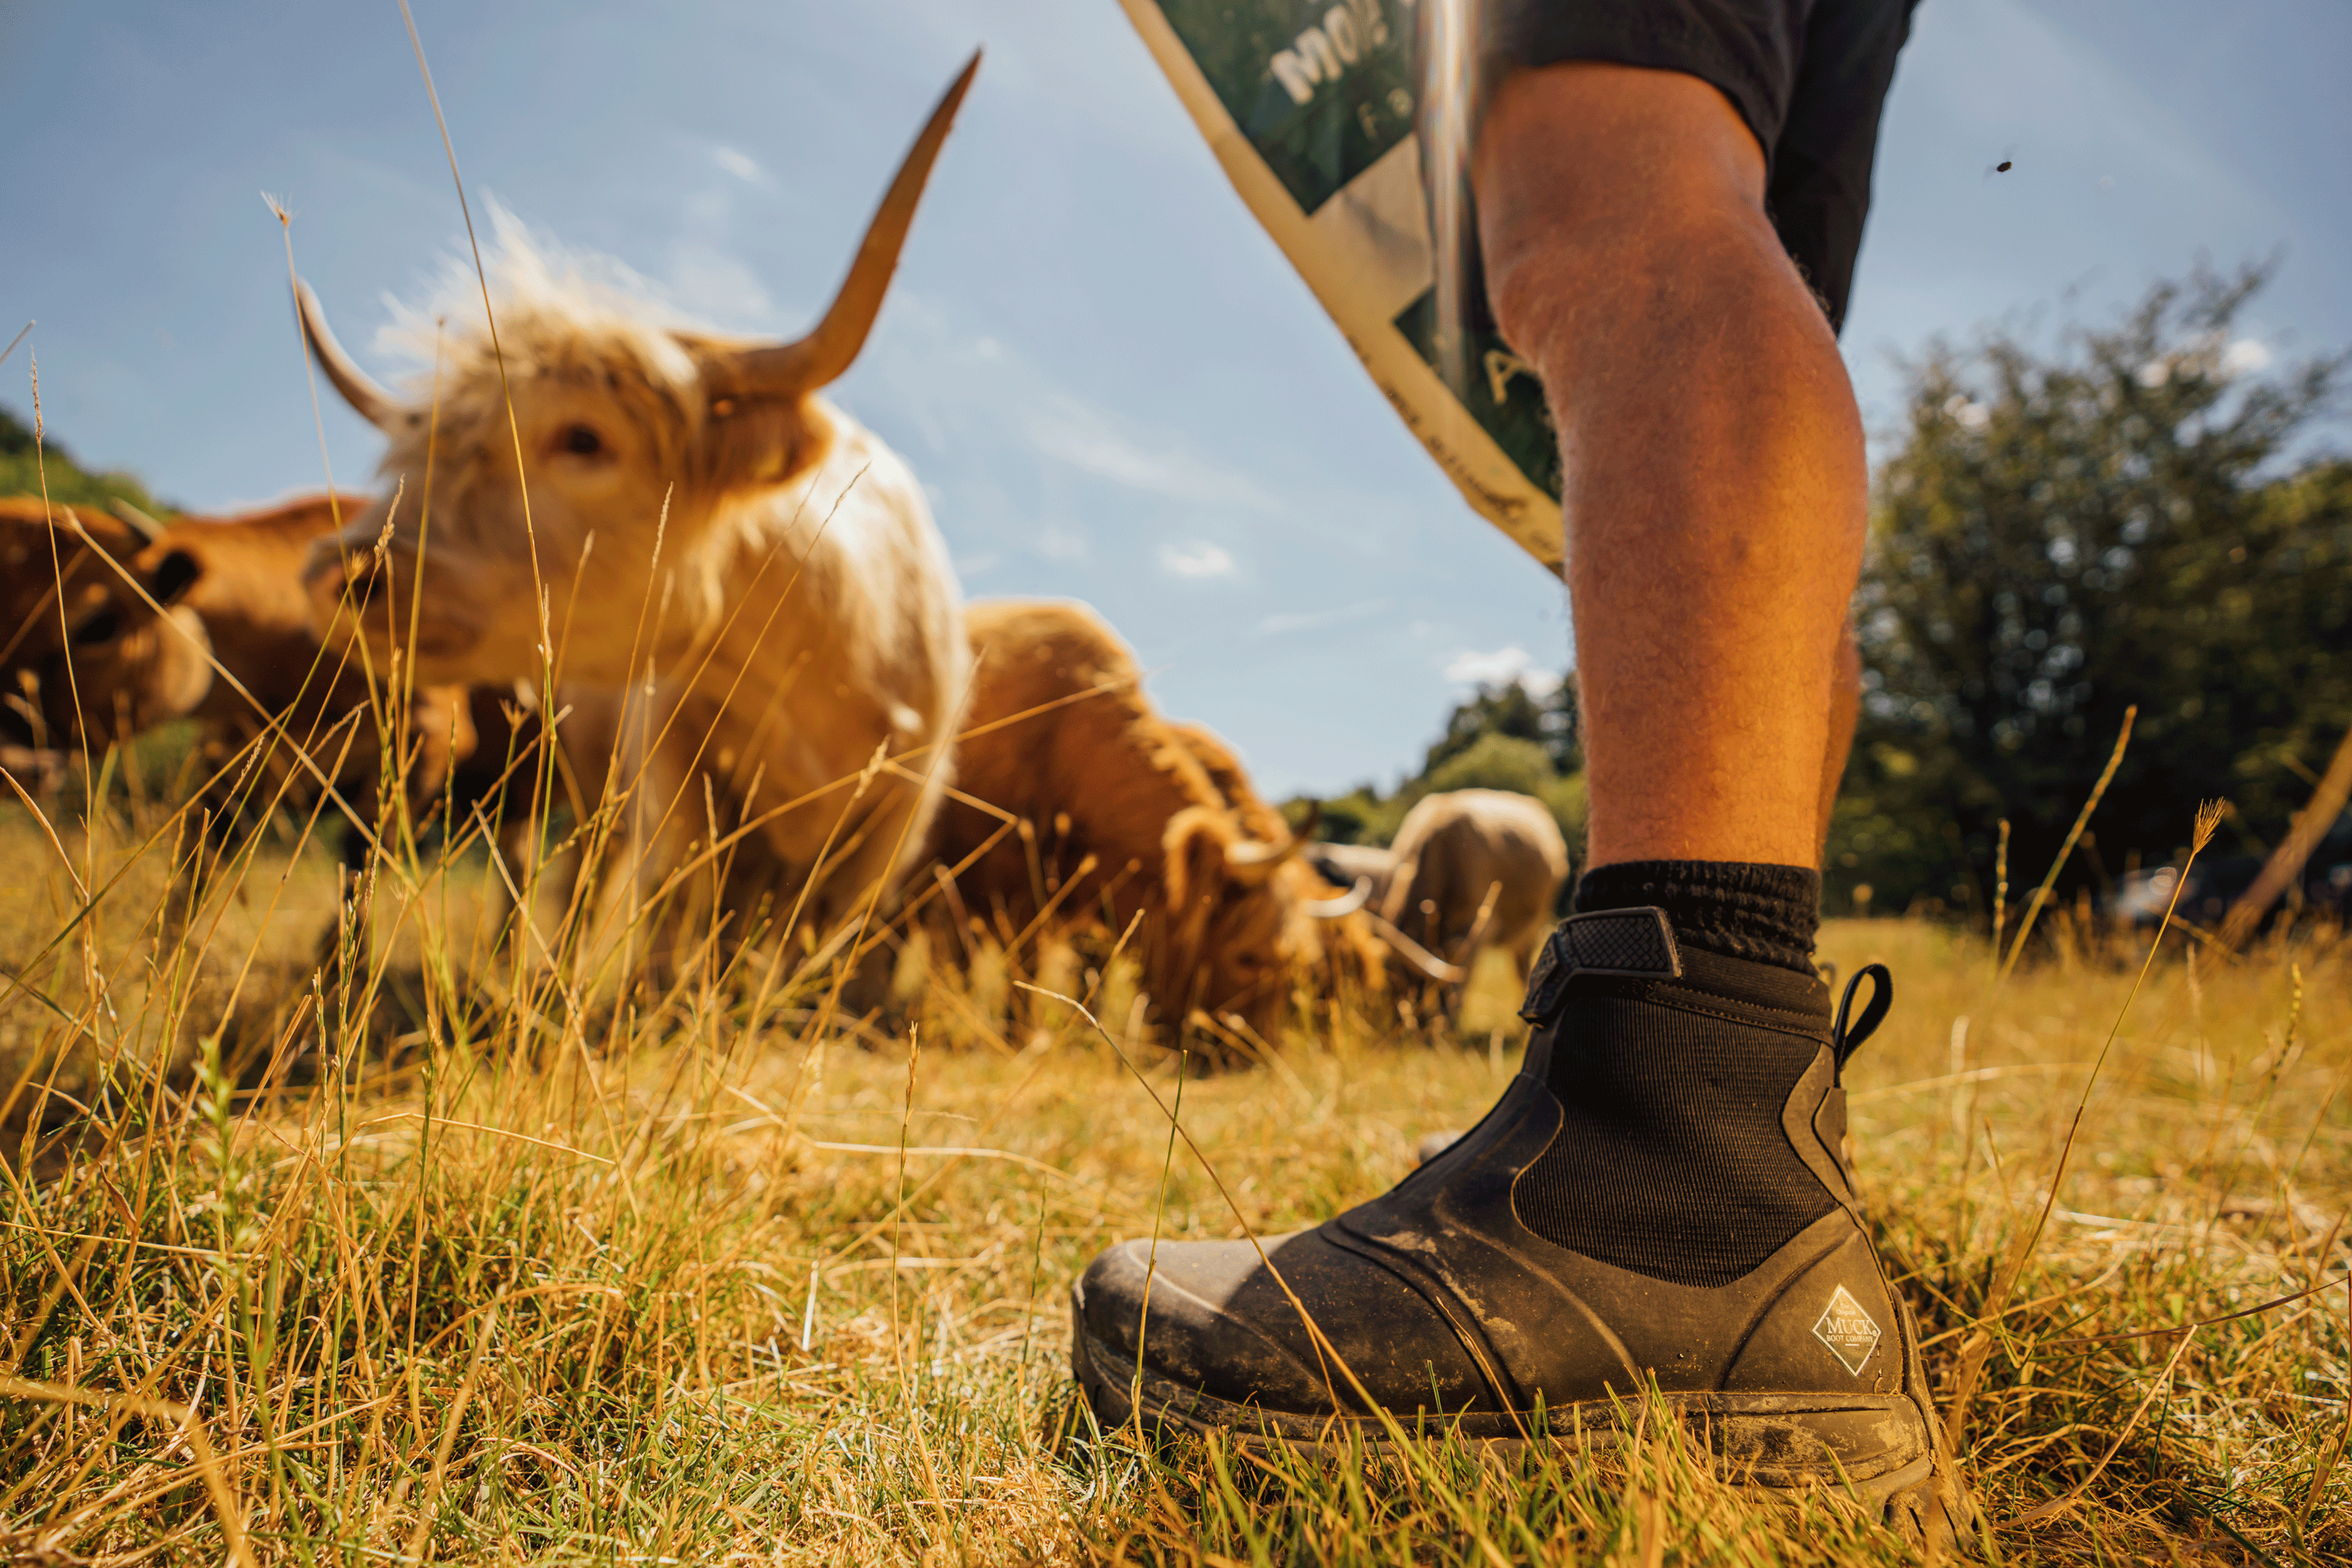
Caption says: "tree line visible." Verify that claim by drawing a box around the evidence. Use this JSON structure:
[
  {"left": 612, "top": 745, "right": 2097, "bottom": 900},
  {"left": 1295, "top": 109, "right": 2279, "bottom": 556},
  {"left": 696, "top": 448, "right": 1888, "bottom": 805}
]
[
  {"left": 1303, "top": 675, "right": 1585, "bottom": 851},
  {"left": 1837, "top": 263, "right": 2349, "bottom": 920},
  {"left": 1308, "top": 265, "right": 2352, "bottom": 927},
  {"left": 15, "top": 264, "right": 2350, "bottom": 927}
]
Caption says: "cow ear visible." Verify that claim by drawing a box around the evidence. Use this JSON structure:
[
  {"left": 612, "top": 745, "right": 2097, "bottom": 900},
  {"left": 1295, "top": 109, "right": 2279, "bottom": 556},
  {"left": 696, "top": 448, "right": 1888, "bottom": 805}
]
[{"left": 149, "top": 550, "right": 201, "bottom": 608}]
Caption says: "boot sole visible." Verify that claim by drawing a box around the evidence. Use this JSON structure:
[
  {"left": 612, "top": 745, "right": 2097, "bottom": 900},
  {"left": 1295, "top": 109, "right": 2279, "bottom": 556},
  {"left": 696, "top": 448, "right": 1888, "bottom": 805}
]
[{"left": 1074, "top": 1325, "right": 1973, "bottom": 1547}]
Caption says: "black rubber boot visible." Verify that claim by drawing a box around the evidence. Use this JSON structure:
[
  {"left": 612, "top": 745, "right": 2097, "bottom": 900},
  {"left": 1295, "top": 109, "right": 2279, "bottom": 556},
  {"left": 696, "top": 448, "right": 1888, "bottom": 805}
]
[{"left": 1071, "top": 908, "right": 1978, "bottom": 1555}]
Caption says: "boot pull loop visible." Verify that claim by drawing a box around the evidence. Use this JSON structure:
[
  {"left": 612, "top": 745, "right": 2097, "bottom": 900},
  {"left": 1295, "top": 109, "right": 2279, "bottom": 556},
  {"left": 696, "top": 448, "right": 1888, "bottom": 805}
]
[
  {"left": 1831, "top": 963, "right": 1893, "bottom": 1078},
  {"left": 1518, "top": 907, "right": 1682, "bottom": 1025}
]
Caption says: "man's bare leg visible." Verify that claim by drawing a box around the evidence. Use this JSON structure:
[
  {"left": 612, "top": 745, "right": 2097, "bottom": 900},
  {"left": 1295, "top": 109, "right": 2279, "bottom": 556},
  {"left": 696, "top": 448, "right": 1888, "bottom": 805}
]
[
  {"left": 1073, "top": 34, "right": 1975, "bottom": 1555},
  {"left": 1822, "top": 625, "right": 1861, "bottom": 855},
  {"left": 1473, "top": 63, "right": 1867, "bottom": 871}
]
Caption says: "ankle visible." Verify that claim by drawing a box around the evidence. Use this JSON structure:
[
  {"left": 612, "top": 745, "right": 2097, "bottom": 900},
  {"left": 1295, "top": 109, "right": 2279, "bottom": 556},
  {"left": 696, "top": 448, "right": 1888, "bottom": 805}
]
[
  {"left": 1515, "top": 928, "right": 1840, "bottom": 1286},
  {"left": 1575, "top": 859, "right": 1820, "bottom": 974}
]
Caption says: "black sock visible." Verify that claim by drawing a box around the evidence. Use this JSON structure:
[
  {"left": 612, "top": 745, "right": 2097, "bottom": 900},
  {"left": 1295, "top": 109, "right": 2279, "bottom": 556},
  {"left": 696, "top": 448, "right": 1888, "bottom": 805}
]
[
  {"left": 1573, "top": 860, "right": 1821, "bottom": 974},
  {"left": 1515, "top": 945, "right": 1838, "bottom": 1287}
]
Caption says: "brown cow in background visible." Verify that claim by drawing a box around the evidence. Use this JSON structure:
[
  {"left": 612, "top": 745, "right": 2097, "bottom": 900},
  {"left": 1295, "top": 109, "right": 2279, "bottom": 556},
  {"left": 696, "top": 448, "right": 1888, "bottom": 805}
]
[
  {"left": 5, "top": 490, "right": 540, "bottom": 946},
  {"left": 1164, "top": 720, "right": 1396, "bottom": 1006},
  {"left": 136, "top": 493, "right": 562, "bottom": 954},
  {"left": 931, "top": 599, "right": 1365, "bottom": 1045},
  {"left": 0, "top": 497, "right": 210, "bottom": 758},
  {"left": 1380, "top": 788, "right": 1571, "bottom": 997},
  {"left": 139, "top": 492, "right": 488, "bottom": 848}
]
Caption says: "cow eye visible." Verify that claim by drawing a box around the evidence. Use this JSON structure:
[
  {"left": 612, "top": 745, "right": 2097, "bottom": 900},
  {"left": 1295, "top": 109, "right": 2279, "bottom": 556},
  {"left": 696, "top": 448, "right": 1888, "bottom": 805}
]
[
  {"left": 560, "top": 423, "right": 604, "bottom": 457},
  {"left": 71, "top": 609, "right": 121, "bottom": 646}
]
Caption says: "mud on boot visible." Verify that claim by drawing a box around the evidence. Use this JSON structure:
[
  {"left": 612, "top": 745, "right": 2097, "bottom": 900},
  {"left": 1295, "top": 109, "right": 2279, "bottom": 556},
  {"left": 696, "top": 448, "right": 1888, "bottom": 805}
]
[{"left": 1071, "top": 907, "right": 1980, "bottom": 1555}]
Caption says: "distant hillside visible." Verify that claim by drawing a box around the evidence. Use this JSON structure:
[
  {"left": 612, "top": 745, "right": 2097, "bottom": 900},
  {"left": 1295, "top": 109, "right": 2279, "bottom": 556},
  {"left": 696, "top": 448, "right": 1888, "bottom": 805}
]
[{"left": 0, "top": 403, "right": 169, "bottom": 518}]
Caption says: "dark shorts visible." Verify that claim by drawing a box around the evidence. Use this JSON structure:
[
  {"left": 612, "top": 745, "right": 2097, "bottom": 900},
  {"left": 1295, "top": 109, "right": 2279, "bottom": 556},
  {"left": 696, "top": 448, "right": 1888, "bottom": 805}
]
[{"left": 1460, "top": 0, "right": 1922, "bottom": 333}]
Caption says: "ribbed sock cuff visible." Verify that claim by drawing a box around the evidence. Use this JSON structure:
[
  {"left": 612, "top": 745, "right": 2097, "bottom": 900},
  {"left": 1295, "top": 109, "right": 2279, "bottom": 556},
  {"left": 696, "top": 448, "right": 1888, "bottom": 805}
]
[{"left": 1573, "top": 859, "right": 1821, "bottom": 974}]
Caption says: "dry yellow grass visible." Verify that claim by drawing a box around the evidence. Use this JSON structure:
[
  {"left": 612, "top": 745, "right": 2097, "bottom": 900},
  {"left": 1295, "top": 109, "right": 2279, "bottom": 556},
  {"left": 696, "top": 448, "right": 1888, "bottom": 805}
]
[{"left": 0, "top": 775, "right": 2347, "bottom": 1563}]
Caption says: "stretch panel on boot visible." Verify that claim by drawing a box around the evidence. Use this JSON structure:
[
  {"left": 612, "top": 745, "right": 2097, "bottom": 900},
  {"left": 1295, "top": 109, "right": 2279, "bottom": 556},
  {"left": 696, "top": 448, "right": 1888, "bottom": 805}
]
[{"left": 1069, "top": 910, "right": 1978, "bottom": 1551}]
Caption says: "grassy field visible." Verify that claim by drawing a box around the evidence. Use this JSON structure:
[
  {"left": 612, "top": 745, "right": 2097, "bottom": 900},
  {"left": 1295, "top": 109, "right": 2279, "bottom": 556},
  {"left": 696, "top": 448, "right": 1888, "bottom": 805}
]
[{"left": 0, "top": 779, "right": 2347, "bottom": 1566}]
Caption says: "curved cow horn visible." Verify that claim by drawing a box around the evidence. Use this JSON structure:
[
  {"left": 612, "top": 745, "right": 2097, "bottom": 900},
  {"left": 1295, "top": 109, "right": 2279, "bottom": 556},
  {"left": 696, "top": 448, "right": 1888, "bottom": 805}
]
[
  {"left": 1227, "top": 799, "right": 1318, "bottom": 869},
  {"left": 108, "top": 499, "right": 165, "bottom": 543},
  {"left": 1364, "top": 912, "right": 1468, "bottom": 985},
  {"left": 1305, "top": 875, "right": 1372, "bottom": 919},
  {"left": 292, "top": 278, "right": 405, "bottom": 432},
  {"left": 728, "top": 51, "right": 980, "bottom": 398},
  {"left": 1224, "top": 836, "right": 1288, "bottom": 868}
]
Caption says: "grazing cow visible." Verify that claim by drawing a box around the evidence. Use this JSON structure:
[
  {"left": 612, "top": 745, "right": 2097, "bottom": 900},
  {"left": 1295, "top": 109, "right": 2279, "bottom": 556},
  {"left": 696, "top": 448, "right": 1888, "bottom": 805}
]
[
  {"left": 295, "top": 60, "right": 981, "bottom": 960},
  {"left": 0, "top": 497, "right": 210, "bottom": 754},
  {"left": 1294, "top": 836, "right": 1476, "bottom": 994},
  {"left": 1380, "top": 789, "right": 1571, "bottom": 997},
  {"left": 1165, "top": 720, "right": 1398, "bottom": 1003},
  {"left": 931, "top": 600, "right": 1360, "bottom": 1044}
]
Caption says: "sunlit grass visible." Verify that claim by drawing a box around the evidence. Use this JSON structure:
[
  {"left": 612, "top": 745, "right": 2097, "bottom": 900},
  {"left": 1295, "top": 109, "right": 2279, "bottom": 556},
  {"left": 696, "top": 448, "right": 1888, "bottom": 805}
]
[{"left": 0, "top": 768, "right": 2346, "bottom": 1563}]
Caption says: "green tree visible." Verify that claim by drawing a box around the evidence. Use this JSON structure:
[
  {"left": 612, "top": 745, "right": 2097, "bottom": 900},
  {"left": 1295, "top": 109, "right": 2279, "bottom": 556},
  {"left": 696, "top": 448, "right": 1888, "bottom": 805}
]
[
  {"left": 1421, "top": 674, "right": 1582, "bottom": 778},
  {"left": 1297, "top": 674, "right": 1588, "bottom": 851},
  {"left": 1831, "top": 265, "right": 2352, "bottom": 918}
]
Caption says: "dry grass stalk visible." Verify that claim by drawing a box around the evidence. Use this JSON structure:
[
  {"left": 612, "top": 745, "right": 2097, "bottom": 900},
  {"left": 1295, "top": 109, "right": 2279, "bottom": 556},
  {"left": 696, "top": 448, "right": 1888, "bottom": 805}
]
[
  {"left": 1990, "top": 816, "right": 2010, "bottom": 978},
  {"left": 1947, "top": 797, "right": 2228, "bottom": 1458},
  {"left": 0, "top": 773, "right": 2347, "bottom": 1562},
  {"left": 1998, "top": 704, "right": 2136, "bottom": 982},
  {"left": 5, "top": 26, "right": 2347, "bottom": 1550}
]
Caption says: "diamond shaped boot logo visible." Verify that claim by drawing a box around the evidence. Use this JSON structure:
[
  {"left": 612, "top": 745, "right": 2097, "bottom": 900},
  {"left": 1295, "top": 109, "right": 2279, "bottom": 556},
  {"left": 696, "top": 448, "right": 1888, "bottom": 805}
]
[{"left": 1811, "top": 1284, "right": 1882, "bottom": 1376}]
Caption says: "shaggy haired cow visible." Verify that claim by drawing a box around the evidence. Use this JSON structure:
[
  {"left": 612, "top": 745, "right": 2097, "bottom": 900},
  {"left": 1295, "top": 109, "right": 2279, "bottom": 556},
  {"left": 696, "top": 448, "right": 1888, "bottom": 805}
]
[
  {"left": 6, "top": 491, "right": 531, "bottom": 946},
  {"left": 0, "top": 497, "right": 209, "bottom": 757},
  {"left": 1380, "top": 788, "right": 1571, "bottom": 997},
  {"left": 133, "top": 492, "right": 500, "bottom": 871},
  {"left": 931, "top": 599, "right": 1367, "bottom": 1044},
  {"left": 1164, "top": 719, "right": 1401, "bottom": 1010},
  {"left": 296, "top": 60, "right": 980, "bottom": 955}
]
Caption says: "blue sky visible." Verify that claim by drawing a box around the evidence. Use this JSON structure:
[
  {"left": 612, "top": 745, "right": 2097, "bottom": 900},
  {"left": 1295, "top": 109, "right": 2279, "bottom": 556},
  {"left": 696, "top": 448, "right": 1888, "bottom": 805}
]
[{"left": 3, "top": 0, "right": 2346, "bottom": 798}]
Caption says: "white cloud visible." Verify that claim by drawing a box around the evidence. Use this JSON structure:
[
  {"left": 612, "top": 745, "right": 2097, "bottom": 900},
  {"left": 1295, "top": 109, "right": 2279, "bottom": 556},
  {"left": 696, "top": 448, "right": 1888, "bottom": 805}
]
[
  {"left": 710, "top": 145, "right": 768, "bottom": 186},
  {"left": 2222, "top": 338, "right": 2273, "bottom": 377},
  {"left": 1258, "top": 597, "right": 1391, "bottom": 636},
  {"left": 1160, "top": 540, "right": 1236, "bottom": 579},
  {"left": 1443, "top": 644, "right": 1561, "bottom": 695},
  {"left": 1025, "top": 397, "right": 1272, "bottom": 509}
]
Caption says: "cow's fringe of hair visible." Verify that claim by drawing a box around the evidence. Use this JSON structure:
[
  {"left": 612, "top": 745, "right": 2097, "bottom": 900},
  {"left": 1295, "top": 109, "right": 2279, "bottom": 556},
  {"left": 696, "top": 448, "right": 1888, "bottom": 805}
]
[
  {"left": 353, "top": 203, "right": 843, "bottom": 636},
  {"left": 375, "top": 201, "right": 705, "bottom": 394}
]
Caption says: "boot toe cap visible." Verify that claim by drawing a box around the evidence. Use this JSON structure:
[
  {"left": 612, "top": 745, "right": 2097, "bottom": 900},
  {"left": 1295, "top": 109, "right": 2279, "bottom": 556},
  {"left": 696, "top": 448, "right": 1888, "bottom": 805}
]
[{"left": 1075, "top": 1227, "right": 1497, "bottom": 1417}]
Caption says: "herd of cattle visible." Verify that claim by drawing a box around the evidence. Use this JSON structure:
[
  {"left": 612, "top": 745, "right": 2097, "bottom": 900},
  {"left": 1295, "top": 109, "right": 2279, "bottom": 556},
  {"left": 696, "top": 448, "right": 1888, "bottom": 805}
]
[{"left": 0, "top": 60, "right": 1572, "bottom": 1046}]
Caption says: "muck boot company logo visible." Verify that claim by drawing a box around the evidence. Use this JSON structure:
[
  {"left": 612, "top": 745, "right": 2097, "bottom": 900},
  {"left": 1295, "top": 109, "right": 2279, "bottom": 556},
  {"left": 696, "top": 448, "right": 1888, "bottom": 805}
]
[{"left": 1811, "top": 1285, "right": 1882, "bottom": 1376}]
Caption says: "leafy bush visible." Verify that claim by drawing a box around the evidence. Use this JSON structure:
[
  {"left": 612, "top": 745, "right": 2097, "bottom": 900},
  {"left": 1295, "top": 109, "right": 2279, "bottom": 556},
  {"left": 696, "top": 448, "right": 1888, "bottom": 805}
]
[
  {"left": 1834, "top": 264, "right": 2350, "bottom": 917},
  {"left": 1293, "top": 682, "right": 1587, "bottom": 853}
]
